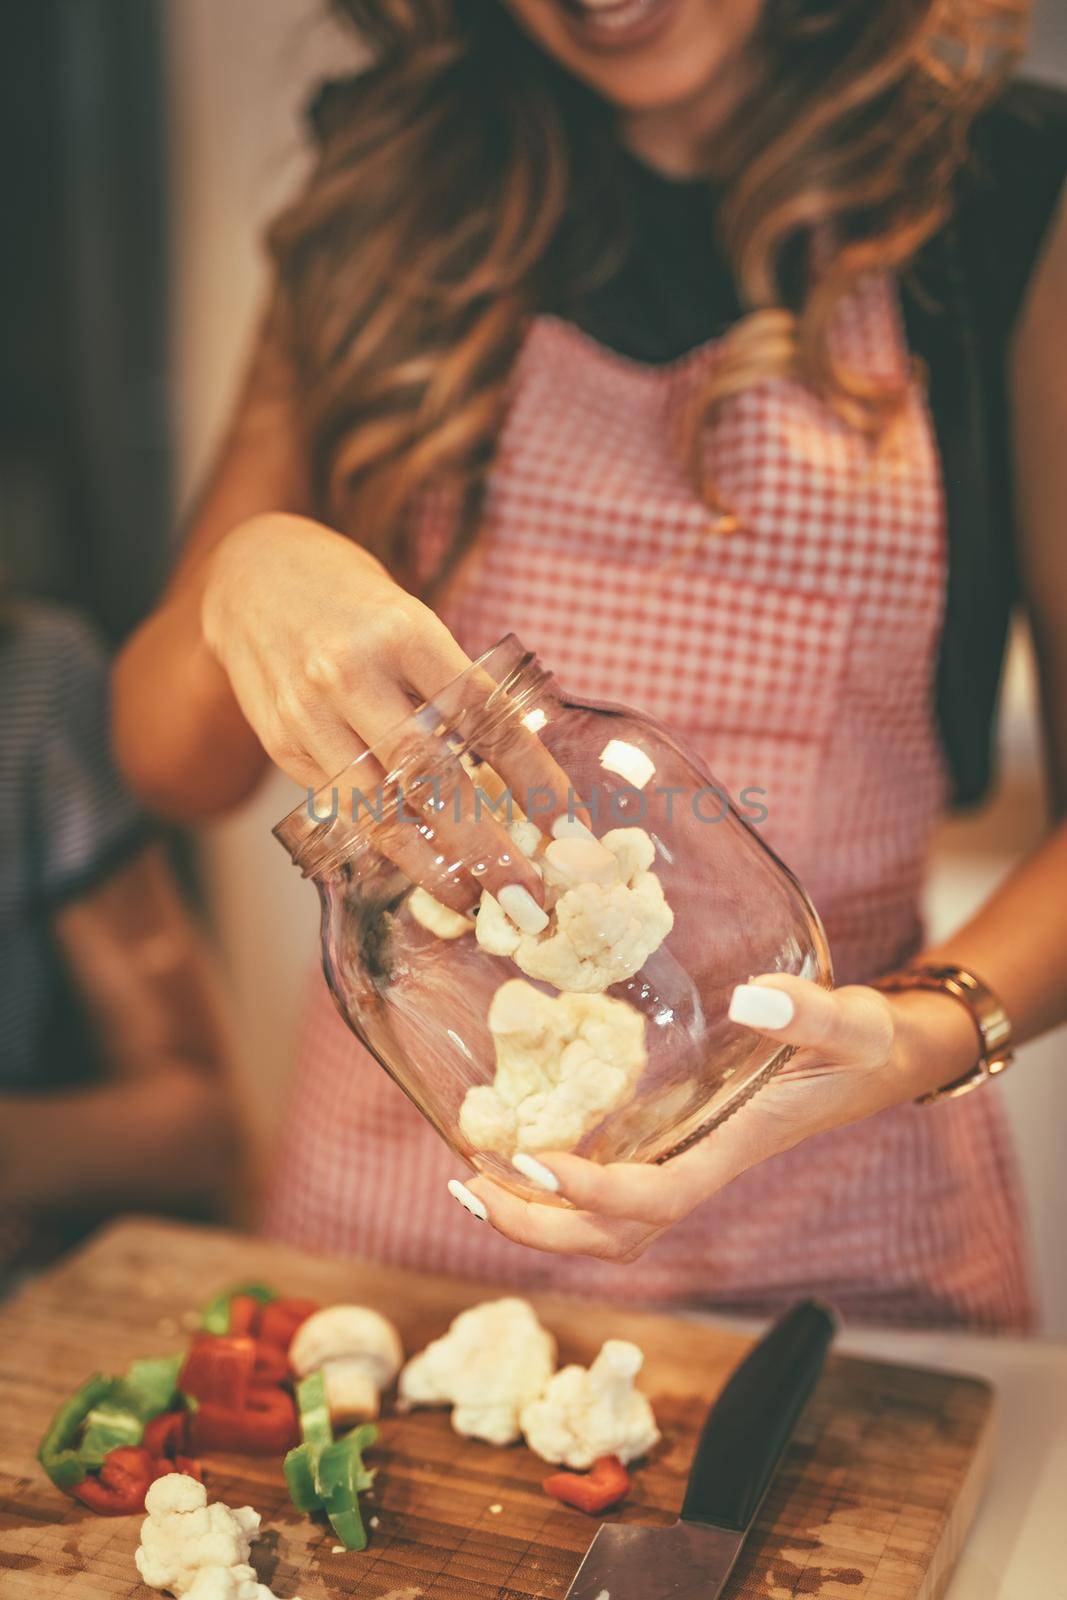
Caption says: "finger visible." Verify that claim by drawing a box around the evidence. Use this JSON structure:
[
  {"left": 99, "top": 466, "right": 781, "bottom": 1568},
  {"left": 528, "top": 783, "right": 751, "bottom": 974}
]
[
  {"left": 510, "top": 1152, "right": 693, "bottom": 1225},
  {"left": 370, "top": 731, "right": 549, "bottom": 919},
  {"left": 390, "top": 605, "right": 474, "bottom": 701},
  {"left": 464, "top": 686, "right": 593, "bottom": 839},
  {"left": 407, "top": 644, "right": 593, "bottom": 840},
  {"left": 260, "top": 731, "right": 324, "bottom": 792},
  {"left": 215, "top": 644, "right": 327, "bottom": 792},
  {"left": 513, "top": 1125, "right": 752, "bottom": 1224},
  {"left": 287, "top": 706, "right": 371, "bottom": 791},
  {"left": 728, "top": 974, "right": 893, "bottom": 1067},
  {"left": 305, "top": 677, "right": 548, "bottom": 920},
  {"left": 276, "top": 696, "right": 475, "bottom": 914},
  {"left": 535, "top": 1085, "right": 822, "bottom": 1220},
  {"left": 457, "top": 1176, "right": 657, "bottom": 1263}
]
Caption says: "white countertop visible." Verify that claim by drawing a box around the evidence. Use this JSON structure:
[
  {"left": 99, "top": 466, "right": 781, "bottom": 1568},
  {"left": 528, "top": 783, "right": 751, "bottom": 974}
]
[{"left": 713, "top": 1317, "right": 1067, "bottom": 1600}]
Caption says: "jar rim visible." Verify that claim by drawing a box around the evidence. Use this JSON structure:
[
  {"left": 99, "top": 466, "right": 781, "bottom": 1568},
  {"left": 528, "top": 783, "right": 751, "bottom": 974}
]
[{"left": 272, "top": 632, "right": 549, "bottom": 878}]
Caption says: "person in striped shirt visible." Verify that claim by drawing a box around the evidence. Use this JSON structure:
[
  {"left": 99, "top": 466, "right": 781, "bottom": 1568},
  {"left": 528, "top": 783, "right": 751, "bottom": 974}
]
[{"left": 0, "top": 590, "right": 239, "bottom": 1286}]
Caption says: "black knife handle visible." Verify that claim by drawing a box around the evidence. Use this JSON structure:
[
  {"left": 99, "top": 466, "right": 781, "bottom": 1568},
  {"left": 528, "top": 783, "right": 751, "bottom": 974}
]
[{"left": 680, "top": 1299, "right": 836, "bottom": 1533}]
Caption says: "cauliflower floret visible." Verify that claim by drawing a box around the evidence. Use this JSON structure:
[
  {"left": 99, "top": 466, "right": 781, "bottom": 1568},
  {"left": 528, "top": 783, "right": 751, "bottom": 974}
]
[
  {"left": 408, "top": 812, "right": 540, "bottom": 944},
  {"left": 520, "top": 1340, "right": 660, "bottom": 1470},
  {"left": 594, "top": 827, "right": 655, "bottom": 884},
  {"left": 460, "top": 979, "right": 646, "bottom": 1157},
  {"left": 474, "top": 892, "right": 525, "bottom": 957},
  {"left": 507, "top": 815, "right": 543, "bottom": 857},
  {"left": 476, "top": 828, "right": 673, "bottom": 992},
  {"left": 136, "top": 1503, "right": 258, "bottom": 1593},
  {"left": 398, "top": 1298, "right": 556, "bottom": 1445},
  {"left": 183, "top": 1571, "right": 247, "bottom": 1600},
  {"left": 184, "top": 1568, "right": 298, "bottom": 1600},
  {"left": 458, "top": 1083, "right": 519, "bottom": 1153},
  {"left": 408, "top": 887, "right": 474, "bottom": 940},
  {"left": 514, "top": 1041, "right": 630, "bottom": 1152},
  {"left": 135, "top": 1475, "right": 286, "bottom": 1598},
  {"left": 146, "top": 1475, "right": 209, "bottom": 1517}
]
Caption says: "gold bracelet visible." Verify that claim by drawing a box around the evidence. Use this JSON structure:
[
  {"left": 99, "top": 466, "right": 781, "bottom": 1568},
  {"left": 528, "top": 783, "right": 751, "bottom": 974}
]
[{"left": 869, "top": 963, "right": 1014, "bottom": 1105}]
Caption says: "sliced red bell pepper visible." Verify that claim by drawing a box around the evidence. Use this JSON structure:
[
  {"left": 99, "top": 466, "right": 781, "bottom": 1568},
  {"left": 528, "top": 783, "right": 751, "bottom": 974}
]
[
  {"left": 251, "top": 1340, "right": 290, "bottom": 1387},
  {"left": 189, "top": 1385, "right": 297, "bottom": 1456},
  {"left": 199, "top": 1283, "right": 277, "bottom": 1336},
  {"left": 226, "top": 1294, "right": 264, "bottom": 1337},
  {"left": 258, "top": 1298, "right": 318, "bottom": 1352},
  {"left": 143, "top": 1409, "right": 191, "bottom": 1460},
  {"left": 542, "top": 1455, "right": 631, "bottom": 1515},
  {"left": 71, "top": 1447, "right": 155, "bottom": 1515},
  {"left": 179, "top": 1336, "right": 256, "bottom": 1410},
  {"left": 144, "top": 1453, "right": 202, "bottom": 1485},
  {"left": 72, "top": 1443, "right": 204, "bottom": 1516}
]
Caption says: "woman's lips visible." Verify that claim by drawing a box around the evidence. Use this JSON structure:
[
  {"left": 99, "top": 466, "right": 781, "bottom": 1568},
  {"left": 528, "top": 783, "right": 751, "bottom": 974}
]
[{"left": 554, "top": 0, "right": 681, "bottom": 51}]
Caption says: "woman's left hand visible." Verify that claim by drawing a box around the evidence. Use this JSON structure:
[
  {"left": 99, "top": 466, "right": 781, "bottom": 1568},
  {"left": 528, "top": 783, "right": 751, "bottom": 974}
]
[{"left": 455, "top": 972, "right": 980, "bottom": 1262}]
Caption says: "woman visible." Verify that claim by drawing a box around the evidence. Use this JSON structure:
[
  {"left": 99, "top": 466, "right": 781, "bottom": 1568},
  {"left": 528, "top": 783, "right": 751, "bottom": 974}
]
[
  {"left": 115, "top": 0, "right": 1067, "bottom": 1327},
  {"left": 1, "top": 592, "right": 238, "bottom": 1286}
]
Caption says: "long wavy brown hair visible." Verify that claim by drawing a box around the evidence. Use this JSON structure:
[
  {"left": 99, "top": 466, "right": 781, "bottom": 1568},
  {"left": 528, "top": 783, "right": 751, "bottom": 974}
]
[{"left": 269, "top": 0, "right": 1026, "bottom": 588}]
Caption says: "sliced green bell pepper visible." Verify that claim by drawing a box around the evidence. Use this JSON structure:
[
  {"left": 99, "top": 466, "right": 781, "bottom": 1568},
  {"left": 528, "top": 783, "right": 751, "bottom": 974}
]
[
  {"left": 199, "top": 1282, "right": 277, "bottom": 1335},
  {"left": 77, "top": 1353, "right": 184, "bottom": 1468},
  {"left": 120, "top": 1354, "right": 184, "bottom": 1419},
  {"left": 38, "top": 1374, "right": 115, "bottom": 1489},
  {"left": 296, "top": 1372, "right": 332, "bottom": 1452},
  {"left": 284, "top": 1372, "right": 336, "bottom": 1514},
  {"left": 39, "top": 1352, "right": 187, "bottom": 1486},
  {"left": 78, "top": 1400, "right": 144, "bottom": 1469},
  {"left": 284, "top": 1383, "right": 378, "bottom": 1549},
  {"left": 316, "top": 1427, "right": 378, "bottom": 1552},
  {"left": 283, "top": 1443, "right": 323, "bottom": 1513},
  {"left": 338, "top": 1421, "right": 377, "bottom": 1475}
]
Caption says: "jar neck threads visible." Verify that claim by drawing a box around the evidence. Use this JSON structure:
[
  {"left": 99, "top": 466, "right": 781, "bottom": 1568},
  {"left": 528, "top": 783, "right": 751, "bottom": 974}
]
[{"left": 273, "top": 634, "right": 553, "bottom": 882}]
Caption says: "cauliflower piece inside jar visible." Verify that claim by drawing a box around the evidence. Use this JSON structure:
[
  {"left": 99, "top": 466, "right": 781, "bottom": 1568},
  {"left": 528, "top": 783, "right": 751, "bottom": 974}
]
[
  {"left": 398, "top": 1297, "right": 556, "bottom": 1445},
  {"left": 406, "top": 812, "right": 540, "bottom": 940},
  {"left": 520, "top": 1339, "right": 660, "bottom": 1469},
  {"left": 407, "top": 887, "right": 474, "bottom": 940},
  {"left": 460, "top": 977, "right": 647, "bottom": 1157},
  {"left": 476, "top": 828, "right": 674, "bottom": 993}
]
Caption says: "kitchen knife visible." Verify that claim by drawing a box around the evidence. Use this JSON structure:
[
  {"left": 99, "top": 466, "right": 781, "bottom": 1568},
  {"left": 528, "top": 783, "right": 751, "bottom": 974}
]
[{"left": 563, "top": 1299, "right": 836, "bottom": 1600}]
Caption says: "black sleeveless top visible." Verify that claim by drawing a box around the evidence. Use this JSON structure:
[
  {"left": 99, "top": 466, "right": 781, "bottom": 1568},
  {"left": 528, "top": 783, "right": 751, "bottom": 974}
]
[{"left": 309, "top": 77, "right": 1067, "bottom": 805}]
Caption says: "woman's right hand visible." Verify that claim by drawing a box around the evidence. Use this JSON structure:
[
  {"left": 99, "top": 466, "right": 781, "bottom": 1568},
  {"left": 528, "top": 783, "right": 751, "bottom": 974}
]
[{"left": 200, "top": 512, "right": 582, "bottom": 919}]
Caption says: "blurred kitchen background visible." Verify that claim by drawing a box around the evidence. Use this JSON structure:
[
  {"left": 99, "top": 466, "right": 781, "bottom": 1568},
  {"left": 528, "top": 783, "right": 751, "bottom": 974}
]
[{"left": 3, "top": 0, "right": 1065, "bottom": 1328}]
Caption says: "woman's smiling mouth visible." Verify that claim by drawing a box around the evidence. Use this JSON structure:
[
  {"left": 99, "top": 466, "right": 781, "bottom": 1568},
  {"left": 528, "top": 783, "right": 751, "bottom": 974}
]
[{"left": 552, "top": 0, "right": 682, "bottom": 52}]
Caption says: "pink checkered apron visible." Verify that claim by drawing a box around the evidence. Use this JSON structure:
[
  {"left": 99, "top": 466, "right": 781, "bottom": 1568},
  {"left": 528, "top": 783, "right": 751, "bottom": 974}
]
[{"left": 265, "top": 273, "right": 1033, "bottom": 1330}]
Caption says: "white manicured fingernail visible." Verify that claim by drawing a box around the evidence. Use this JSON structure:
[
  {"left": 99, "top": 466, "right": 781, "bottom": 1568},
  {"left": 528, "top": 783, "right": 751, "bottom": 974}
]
[
  {"left": 512, "top": 1153, "right": 560, "bottom": 1192},
  {"left": 551, "top": 815, "right": 598, "bottom": 844},
  {"left": 728, "top": 983, "right": 795, "bottom": 1030},
  {"left": 447, "top": 1179, "right": 488, "bottom": 1221},
  {"left": 498, "top": 884, "right": 550, "bottom": 934}
]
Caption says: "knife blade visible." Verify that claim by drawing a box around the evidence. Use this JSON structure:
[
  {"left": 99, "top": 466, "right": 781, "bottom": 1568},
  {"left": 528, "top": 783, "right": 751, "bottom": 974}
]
[{"left": 563, "top": 1299, "right": 836, "bottom": 1600}]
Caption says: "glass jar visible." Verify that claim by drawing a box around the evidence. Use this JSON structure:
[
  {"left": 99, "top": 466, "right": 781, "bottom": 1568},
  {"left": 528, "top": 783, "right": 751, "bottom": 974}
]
[{"left": 275, "top": 634, "right": 831, "bottom": 1203}]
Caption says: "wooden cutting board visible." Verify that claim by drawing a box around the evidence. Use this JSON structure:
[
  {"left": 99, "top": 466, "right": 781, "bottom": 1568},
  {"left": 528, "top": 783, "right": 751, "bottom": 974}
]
[{"left": 0, "top": 1217, "right": 993, "bottom": 1600}]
